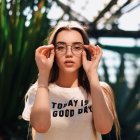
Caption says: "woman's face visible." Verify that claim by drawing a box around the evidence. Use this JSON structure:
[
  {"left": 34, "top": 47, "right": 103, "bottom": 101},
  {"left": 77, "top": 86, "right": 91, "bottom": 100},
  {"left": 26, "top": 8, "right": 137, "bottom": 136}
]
[{"left": 55, "top": 29, "right": 84, "bottom": 75}]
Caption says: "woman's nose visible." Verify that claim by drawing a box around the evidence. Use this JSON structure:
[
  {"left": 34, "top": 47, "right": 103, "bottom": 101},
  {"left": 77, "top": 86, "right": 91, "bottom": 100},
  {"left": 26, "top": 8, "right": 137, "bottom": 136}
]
[{"left": 65, "top": 46, "right": 73, "bottom": 56}]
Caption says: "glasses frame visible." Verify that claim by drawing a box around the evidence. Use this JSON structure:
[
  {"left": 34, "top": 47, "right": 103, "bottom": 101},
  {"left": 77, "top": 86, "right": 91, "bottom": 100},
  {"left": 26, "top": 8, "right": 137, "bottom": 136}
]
[{"left": 55, "top": 42, "right": 84, "bottom": 55}]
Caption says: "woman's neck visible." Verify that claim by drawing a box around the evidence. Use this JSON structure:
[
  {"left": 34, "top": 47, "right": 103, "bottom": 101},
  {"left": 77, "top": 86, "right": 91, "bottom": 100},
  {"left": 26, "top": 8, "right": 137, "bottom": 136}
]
[{"left": 55, "top": 72, "right": 79, "bottom": 88}]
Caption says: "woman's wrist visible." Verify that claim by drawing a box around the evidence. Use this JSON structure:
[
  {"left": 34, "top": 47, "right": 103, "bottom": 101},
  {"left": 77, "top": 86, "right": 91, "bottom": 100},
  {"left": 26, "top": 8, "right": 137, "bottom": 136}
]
[
  {"left": 37, "top": 84, "right": 48, "bottom": 89},
  {"left": 87, "top": 70, "right": 98, "bottom": 82},
  {"left": 37, "top": 73, "right": 49, "bottom": 87},
  {"left": 37, "top": 81, "right": 49, "bottom": 91}
]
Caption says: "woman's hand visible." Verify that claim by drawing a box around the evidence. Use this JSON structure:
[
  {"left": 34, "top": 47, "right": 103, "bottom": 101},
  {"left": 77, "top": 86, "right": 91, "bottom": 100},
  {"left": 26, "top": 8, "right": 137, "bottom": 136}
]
[
  {"left": 30, "top": 45, "right": 53, "bottom": 131},
  {"left": 82, "top": 44, "right": 102, "bottom": 78},
  {"left": 35, "top": 44, "right": 55, "bottom": 77}
]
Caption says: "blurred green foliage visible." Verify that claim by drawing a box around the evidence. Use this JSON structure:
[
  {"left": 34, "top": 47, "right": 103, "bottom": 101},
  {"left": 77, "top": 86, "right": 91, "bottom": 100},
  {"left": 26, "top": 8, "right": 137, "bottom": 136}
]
[
  {"left": 101, "top": 52, "right": 140, "bottom": 140},
  {"left": 0, "top": 0, "right": 52, "bottom": 139}
]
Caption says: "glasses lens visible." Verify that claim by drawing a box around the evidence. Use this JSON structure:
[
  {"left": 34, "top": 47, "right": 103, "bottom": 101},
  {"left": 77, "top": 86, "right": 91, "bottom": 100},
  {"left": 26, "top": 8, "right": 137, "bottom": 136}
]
[
  {"left": 72, "top": 43, "right": 83, "bottom": 55},
  {"left": 55, "top": 42, "right": 84, "bottom": 55},
  {"left": 56, "top": 43, "right": 66, "bottom": 54}
]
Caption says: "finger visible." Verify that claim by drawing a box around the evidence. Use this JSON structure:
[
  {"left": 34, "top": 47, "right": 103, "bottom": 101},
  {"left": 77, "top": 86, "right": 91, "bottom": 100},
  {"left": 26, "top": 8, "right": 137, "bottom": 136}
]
[
  {"left": 82, "top": 50, "right": 87, "bottom": 63},
  {"left": 84, "top": 44, "right": 96, "bottom": 55},
  {"left": 91, "top": 55, "right": 97, "bottom": 60},
  {"left": 42, "top": 47, "right": 55, "bottom": 58},
  {"left": 49, "top": 49, "right": 55, "bottom": 60},
  {"left": 92, "top": 46, "right": 102, "bottom": 62},
  {"left": 96, "top": 45, "right": 103, "bottom": 56},
  {"left": 96, "top": 45, "right": 100, "bottom": 55},
  {"left": 36, "top": 44, "right": 54, "bottom": 54},
  {"left": 84, "top": 44, "right": 97, "bottom": 61},
  {"left": 35, "top": 45, "right": 54, "bottom": 59},
  {"left": 95, "top": 45, "right": 99, "bottom": 55},
  {"left": 36, "top": 46, "right": 47, "bottom": 54},
  {"left": 41, "top": 49, "right": 49, "bottom": 58}
]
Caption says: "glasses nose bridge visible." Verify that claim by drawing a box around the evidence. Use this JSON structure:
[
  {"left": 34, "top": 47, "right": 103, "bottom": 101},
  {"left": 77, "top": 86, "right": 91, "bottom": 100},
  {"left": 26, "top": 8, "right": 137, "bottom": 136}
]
[{"left": 65, "top": 45, "right": 73, "bottom": 54}]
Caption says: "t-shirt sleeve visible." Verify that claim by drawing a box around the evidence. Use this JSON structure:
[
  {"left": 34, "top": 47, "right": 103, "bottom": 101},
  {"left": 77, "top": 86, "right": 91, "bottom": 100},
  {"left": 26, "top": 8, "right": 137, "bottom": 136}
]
[{"left": 22, "top": 84, "right": 37, "bottom": 121}]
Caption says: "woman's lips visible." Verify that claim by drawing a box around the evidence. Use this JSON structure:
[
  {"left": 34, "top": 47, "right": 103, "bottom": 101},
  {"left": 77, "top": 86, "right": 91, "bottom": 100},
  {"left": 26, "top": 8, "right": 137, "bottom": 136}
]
[{"left": 64, "top": 60, "right": 74, "bottom": 67}]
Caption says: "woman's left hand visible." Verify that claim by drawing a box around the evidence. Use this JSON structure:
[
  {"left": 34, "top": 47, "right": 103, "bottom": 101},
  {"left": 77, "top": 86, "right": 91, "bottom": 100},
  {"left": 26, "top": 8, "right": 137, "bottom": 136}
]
[{"left": 82, "top": 44, "right": 103, "bottom": 77}]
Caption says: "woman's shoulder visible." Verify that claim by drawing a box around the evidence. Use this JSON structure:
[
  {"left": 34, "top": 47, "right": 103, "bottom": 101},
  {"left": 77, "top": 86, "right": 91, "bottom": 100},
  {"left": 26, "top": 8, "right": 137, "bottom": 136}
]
[
  {"left": 99, "top": 81, "right": 110, "bottom": 86},
  {"left": 99, "top": 81, "right": 115, "bottom": 106},
  {"left": 26, "top": 82, "right": 38, "bottom": 97},
  {"left": 99, "top": 81, "right": 112, "bottom": 91},
  {"left": 99, "top": 81, "right": 114, "bottom": 97}
]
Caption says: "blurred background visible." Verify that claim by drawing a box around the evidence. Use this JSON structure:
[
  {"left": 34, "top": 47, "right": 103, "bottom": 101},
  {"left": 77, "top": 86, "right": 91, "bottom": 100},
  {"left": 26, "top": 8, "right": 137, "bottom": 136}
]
[{"left": 0, "top": 0, "right": 140, "bottom": 139}]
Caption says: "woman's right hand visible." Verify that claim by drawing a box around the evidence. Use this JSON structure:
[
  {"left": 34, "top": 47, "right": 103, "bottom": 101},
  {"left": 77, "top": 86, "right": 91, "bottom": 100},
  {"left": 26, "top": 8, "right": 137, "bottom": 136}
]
[{"left": 35, "top": 44, "right": 55, "bottom": 78}]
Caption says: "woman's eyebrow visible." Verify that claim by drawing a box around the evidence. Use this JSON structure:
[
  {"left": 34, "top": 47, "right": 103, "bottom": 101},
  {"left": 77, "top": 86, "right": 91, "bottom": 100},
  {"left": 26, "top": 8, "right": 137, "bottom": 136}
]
[
  {"left": 56, "top": 41, "right": 83, "bottom": 44},
  {"left": 72, "top": 42, "right": 84, "bottom": 44},
  {"left": 56, "top": 41, "right": 66, "bottom": 44}
]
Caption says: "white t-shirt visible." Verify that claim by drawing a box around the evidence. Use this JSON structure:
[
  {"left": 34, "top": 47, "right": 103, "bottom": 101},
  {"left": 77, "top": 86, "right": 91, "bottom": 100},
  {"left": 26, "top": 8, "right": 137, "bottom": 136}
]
[{"left": 22, "top": 83, "right": 102, "bottom": 140}]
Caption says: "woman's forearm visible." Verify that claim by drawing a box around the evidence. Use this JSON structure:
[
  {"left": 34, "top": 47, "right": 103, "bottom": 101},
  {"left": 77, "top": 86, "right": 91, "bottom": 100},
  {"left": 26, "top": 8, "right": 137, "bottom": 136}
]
[
  {"left": 89, "top": 72, "right": 113, "bottom": 134},
  {"left": 30, "top": 75, "right": 51, "bottom": 133}
]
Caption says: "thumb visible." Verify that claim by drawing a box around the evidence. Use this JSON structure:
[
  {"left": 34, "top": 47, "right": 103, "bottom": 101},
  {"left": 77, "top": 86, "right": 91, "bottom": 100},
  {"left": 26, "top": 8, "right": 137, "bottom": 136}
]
[{"left": 49, "top": 49, "right": 55, "bottom": 60}]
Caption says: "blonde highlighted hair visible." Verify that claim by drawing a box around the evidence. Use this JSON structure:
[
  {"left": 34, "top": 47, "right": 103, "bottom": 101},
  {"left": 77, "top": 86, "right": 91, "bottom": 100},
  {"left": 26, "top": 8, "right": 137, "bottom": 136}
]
[{"left": 100, "top": 82, "right": 121, "bottom": 140}]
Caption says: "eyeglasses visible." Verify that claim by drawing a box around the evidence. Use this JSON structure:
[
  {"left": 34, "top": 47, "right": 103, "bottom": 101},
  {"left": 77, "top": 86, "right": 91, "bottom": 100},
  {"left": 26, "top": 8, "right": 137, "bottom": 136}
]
[{"left": 55, "top": 42, "right": 84, "bottom": 55}]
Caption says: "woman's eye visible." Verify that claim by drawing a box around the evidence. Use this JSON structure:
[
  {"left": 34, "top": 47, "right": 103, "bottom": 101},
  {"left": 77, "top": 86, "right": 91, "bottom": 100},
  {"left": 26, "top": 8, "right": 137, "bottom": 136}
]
[
  {"left": 57, "top": 46, "right": 65, "bottom": 50},
  {"left": 73, "top": 46, "right": 82, "bottom": 50}
]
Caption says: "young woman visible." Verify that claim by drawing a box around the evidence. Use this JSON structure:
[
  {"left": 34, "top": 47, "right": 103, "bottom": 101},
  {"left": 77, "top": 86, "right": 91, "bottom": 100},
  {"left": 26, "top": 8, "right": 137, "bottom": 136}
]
[{"left": 22, "top": 21, "right": 120, "bottom": 140}]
